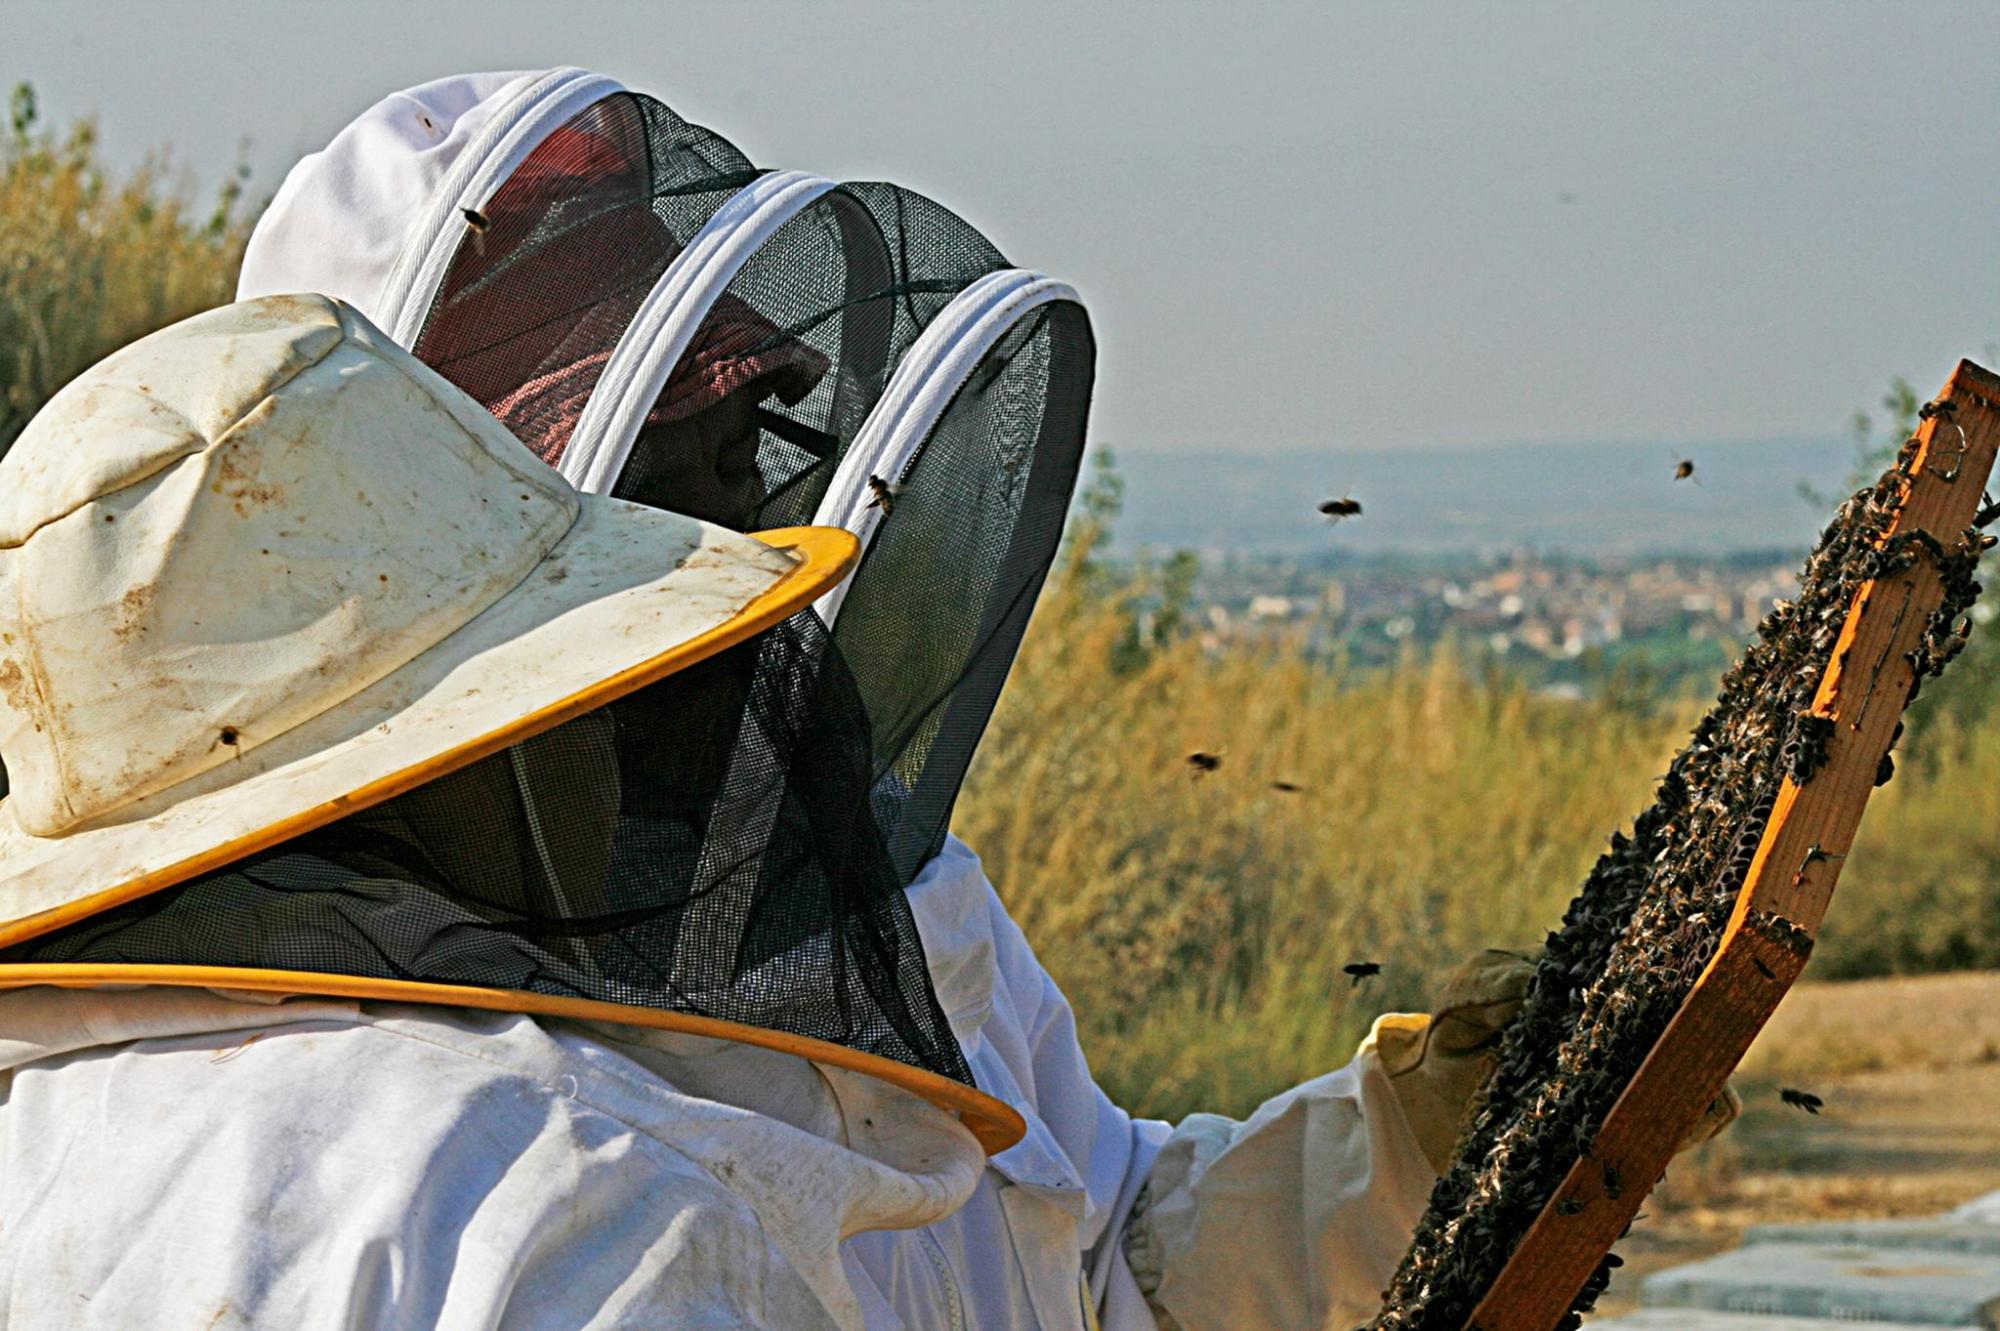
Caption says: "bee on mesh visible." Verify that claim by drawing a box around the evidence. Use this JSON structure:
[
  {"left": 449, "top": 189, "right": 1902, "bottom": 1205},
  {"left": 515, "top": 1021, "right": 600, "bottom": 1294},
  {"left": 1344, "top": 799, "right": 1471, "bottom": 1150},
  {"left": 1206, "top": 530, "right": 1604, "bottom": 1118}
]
[{"left": 866, "top": 474, "right": 904, "bottom": 515}]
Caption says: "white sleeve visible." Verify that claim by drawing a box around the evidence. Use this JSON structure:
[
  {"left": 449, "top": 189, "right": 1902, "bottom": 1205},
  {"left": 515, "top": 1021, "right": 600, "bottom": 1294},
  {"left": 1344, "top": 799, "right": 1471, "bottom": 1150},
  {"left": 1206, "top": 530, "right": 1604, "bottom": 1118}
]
[
  {"left": 1116, "top": 1032, "right": 1438, "bottom": 1331},
  {"left": 910, "top": 840, "right": 1434, "bottom": 1331}
]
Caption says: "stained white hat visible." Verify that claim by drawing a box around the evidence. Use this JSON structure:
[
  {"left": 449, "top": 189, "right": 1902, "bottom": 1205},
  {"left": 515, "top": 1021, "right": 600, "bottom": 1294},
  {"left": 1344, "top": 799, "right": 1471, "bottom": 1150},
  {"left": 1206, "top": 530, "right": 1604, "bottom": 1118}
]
[{"left": 0, "top": 293, "right": 853, "bottom": 945}]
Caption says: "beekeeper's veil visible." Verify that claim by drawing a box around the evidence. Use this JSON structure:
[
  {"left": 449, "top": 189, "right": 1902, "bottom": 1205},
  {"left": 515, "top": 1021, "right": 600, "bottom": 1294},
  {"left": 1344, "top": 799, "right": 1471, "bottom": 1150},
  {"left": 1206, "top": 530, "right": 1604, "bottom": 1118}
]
[
  {"left": 375, "top": 77, "right": 1091, "bottom": 877},
  {"left": 15, "top": 71, "right": 1090, "bottom": 1141}
]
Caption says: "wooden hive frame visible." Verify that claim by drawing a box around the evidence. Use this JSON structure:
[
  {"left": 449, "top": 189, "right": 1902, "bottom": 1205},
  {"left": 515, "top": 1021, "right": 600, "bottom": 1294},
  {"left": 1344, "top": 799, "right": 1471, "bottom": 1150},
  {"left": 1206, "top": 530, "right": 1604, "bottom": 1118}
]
[{"left": 1461, "top": 359, "right": 2000, "bottom": 1330}]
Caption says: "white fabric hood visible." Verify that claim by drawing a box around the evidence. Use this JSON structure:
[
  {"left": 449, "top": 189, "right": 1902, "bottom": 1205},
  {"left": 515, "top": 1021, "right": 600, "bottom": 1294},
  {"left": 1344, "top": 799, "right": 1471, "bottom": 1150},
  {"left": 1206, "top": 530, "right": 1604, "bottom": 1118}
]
[{"left": 238, "top": 68, "right": 625, "bottom": 342}]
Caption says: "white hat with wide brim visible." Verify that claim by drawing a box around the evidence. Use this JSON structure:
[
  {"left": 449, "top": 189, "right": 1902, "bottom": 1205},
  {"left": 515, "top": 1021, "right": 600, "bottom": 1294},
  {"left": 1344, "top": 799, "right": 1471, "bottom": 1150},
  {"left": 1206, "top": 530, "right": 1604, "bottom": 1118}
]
[{"left": 0, "top": 294, "right": 1023, "bottom": 1154}]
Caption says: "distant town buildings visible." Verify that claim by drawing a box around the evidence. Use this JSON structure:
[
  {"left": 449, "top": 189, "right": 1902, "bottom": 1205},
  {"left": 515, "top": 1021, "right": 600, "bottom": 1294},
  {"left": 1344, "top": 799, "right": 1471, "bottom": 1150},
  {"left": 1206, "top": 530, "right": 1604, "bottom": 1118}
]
[{"left": 1178, "top": 549, "right": 1804, "bottom": 691}]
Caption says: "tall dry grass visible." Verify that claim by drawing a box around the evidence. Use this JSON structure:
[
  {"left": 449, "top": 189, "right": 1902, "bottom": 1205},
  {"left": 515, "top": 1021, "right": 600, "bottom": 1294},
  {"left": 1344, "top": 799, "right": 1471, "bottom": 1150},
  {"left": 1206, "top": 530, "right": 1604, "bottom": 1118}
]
[
  {"left": 0, "top": 84, "right": 250, "bottom": 450},
  {"left": 960, "top": 542, "right": 2000, "bottom": 1121},
  {"left": 958, "top": 549, "right": 1687, "bottom": 1120}
]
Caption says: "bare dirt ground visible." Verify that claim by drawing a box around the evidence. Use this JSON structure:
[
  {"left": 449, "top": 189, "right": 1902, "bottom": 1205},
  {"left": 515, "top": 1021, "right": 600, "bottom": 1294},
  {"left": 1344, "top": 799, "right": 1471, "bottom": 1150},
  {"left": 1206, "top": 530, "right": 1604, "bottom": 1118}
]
[{"left": 1590, "top": 969, "right": 2000, "bottom": 1319}]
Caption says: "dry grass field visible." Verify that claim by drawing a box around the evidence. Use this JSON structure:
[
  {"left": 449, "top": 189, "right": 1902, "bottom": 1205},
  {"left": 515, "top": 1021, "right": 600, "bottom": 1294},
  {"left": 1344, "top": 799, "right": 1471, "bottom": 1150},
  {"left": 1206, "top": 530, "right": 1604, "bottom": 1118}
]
[
  {"left": 0, "top": 86, "right": 247, "bottom": 451},
  {"left": 967, "top": 561, "right": 2000, "bottom": 1124}
]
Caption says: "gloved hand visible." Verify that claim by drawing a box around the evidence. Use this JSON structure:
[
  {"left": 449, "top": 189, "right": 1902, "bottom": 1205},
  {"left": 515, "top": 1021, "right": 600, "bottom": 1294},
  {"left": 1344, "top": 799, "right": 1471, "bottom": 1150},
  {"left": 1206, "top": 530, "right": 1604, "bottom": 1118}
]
[{"left": 1369, "top": 948, "right": 1740, "bottom": 1175}]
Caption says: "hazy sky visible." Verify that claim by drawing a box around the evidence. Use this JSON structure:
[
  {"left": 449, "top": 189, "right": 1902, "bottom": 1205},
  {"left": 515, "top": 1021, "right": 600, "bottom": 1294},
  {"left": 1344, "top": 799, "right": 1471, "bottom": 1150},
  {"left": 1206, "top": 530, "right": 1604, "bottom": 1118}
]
[{"left": 9, "top": 1, "right": 1998, "bottom": 457}]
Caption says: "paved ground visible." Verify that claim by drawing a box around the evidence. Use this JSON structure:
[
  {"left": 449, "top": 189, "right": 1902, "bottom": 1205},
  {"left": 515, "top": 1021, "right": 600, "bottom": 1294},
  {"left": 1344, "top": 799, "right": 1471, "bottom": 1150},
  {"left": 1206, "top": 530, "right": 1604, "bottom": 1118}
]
[{"left": 1589, "top": 969, "right": 2000, "bottom": 1320}]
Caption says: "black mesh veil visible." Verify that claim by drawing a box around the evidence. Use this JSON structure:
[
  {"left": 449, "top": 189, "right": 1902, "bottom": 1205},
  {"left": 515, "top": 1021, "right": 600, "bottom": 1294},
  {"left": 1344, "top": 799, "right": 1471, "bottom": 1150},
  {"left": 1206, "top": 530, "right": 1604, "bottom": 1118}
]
[
  {"left": 595, "top": 181, "right": 1016, "bottom": 534},
  {"left": 831, "top": 300, "right": 1095, "bottom": 879},
  {"left": 4, "top": 86, "right": 1094, "bottom": 1089},
  {"left": 11, "top": 618, "right": 968, "bottom": 1076},
  {"left": 408, "top": 90, "right": 764, "bottom": 469},
  {"left": 570, "top": 188, "right": 1092, "bottom": 885}
]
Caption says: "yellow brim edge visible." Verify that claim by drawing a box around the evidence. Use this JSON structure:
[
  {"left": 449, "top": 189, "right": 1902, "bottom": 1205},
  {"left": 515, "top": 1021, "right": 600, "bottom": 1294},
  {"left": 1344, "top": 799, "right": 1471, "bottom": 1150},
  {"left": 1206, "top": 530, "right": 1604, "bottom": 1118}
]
[
  {"left": 0, "top": 962, "right": 1026, "bottom": 1154},
  {"left": 0, "top": 524, "right": 849, "bottom": 946}
]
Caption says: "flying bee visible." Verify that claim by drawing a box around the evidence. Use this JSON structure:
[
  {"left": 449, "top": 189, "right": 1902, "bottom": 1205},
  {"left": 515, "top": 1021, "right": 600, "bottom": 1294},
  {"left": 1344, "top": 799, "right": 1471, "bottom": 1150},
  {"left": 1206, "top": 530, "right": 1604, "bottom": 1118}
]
[
  {"left": 1185, "top": 751, "right": 1223, "bottom": 777},
  {"left": 1318, "top": 496, "right": 1363, "bottom": 523},
  {"left": 1673, "top": 457, "right": 1700, "bottom": 484},
  {"left": 1270, "top": 780, "right": 1304, "bottom": 793},
  {"left": 1780, "top": 1087, "right": 1824, "bottom": 1114},
  {"left": 866, "top": 474, "right": 904, "bottom": 515},
  {"left": 1343, "top": 961, "right": 1381, "bottom": 986}
]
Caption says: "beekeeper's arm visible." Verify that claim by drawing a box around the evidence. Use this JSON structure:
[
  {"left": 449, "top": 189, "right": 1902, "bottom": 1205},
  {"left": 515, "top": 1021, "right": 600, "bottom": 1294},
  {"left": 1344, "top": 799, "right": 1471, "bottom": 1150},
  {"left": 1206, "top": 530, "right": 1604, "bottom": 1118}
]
[
  {"left": 911, "top": 841, "right": 1737, "bottom": 1330},
  {"left": 929, "top": 840, "right": 1453, "bottom": 1331},
  {"left": 1108, "top": 955, "right": 1523, "bottom": 1331},
  {"left": 1111, "top": 950, "right": 1741, "bottom": 1331}
]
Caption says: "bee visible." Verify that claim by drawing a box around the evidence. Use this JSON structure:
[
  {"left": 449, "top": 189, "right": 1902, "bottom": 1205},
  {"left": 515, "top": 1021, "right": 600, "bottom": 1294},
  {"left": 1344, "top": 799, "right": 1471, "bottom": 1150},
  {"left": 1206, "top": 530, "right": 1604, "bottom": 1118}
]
[
  {"left": 1317, "top": 496, "right": 1363, "bottom": 523},
  {"left": 866, "top": 474, "right": 904, "bottom": 515},
  {"left": 1343, "top": 961, "right": 1381, "bottom": 986},
  {"left": 1270, "top": 780, "right": 1304, "bottom": 793},
  {"left": 1555, "top": 1198, "right": 1586, "bottom": 1216},
  {"left": 1673, "top": 457, "right": 1699, "bottom": 484},
  {"left": 461, "top": 206, "right": 491, "bottom": 257},
  {"left": 1780, "top": 1087, "right": 1824, "bottom": 1114},
  {"left": 1185, "top": 751, "right": 1223, "bottom": 776}
]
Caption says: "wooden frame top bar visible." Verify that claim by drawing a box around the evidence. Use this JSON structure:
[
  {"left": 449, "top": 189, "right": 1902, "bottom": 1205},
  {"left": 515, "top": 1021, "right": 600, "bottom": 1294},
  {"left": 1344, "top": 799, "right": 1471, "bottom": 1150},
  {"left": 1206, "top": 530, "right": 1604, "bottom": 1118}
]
[{"left": 1461, "top": 359, "right": 2000, "bottom": 1331}]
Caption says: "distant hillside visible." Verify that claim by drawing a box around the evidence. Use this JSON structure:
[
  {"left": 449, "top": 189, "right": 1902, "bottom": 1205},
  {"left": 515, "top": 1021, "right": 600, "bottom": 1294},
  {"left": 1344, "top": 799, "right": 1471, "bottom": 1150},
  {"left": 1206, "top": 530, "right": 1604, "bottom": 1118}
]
[{"left": 1111, "top": 436, "right": 1858, "bottom": 557}]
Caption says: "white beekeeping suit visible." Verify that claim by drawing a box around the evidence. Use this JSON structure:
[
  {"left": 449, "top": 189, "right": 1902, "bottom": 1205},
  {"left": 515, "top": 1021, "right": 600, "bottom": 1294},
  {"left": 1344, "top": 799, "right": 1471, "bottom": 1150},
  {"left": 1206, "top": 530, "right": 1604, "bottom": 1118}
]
[{"left": 0, "top": 838, "right": 1442, "bottom": 1331}]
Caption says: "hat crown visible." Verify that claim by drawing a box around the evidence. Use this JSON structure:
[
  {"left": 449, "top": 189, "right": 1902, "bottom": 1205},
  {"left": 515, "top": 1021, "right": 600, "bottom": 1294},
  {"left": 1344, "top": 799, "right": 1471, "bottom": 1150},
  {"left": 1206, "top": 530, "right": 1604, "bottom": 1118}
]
[
  {"left": 0, "top": 295, "right": 579, "bottom": 836},
  {"left": 0, "top": 296, "right": 347, "bottom": 549}
]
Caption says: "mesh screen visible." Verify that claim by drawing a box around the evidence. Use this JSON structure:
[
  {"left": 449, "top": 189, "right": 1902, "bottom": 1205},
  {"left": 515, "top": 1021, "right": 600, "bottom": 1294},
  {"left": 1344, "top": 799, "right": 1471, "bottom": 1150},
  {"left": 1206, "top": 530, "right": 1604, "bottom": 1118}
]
[
  {"left": 5, "top": 614, "right": 971, "bottom": 1080},
  {"left": 831, "top": 301, "right": 1095, "bottom": 879},
  {"left": 609, "top": 182, "right": 1012, "bottom": 534},
  {"left": 409, "top": 92, "right": 763, "bottom": 468},
  {"left": 407, "top": 132, "right": 1063, "bottom": 885},
  {"left": 540, "top": 179, "right": 1065, "bottom": 884},
  {"left": 606, "top": 186, "right": 894, "bottom": 530}
]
